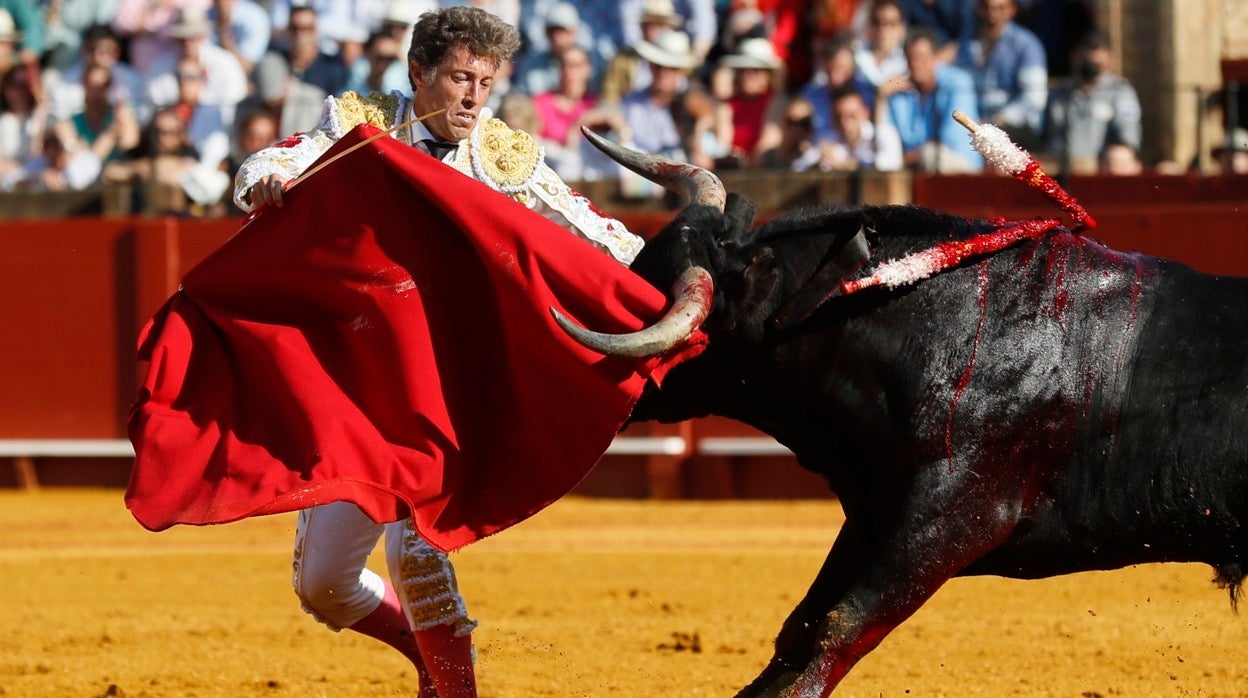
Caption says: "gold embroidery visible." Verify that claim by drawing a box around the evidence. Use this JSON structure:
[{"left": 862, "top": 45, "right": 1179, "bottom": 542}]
[
  {"left": 471, "top": 118, "right": 541, "bottom": 191},
  {"left": 334, "top": 91, "right": 400, "bottom": 134}
]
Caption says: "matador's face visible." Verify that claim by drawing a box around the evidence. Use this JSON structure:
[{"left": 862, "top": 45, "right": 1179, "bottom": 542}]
[{"left": 410, "top": 44, "right": 498, "bottom": 143}]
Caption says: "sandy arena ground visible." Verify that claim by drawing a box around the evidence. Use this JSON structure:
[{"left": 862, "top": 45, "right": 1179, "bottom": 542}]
[{"left": 0, "top": 489, "right": 1244, "bottom": 697}]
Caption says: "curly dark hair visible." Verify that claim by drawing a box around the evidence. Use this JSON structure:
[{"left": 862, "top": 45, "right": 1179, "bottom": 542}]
[{"left": 407, "top": 6, "right": 521, "bottom": 77}]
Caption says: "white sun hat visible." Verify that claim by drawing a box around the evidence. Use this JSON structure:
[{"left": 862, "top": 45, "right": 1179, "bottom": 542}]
[
  {"left": 0, "top": 9, "right": 19, "bottom": 43},
  {"left": 641, "top": 0, "right": 683, "bottom": 27},
  {"left": 720, "top": 37, "right": 783, "bottom": 70},
  {"left": 545, "top": 2, "right": 580, "bottom": 30},
  {"left": 635, "top": 30, "right": 698, "bottom": 70}
]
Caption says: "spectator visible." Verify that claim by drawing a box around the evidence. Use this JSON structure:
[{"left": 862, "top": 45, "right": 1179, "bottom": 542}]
[
  {"left": 0, "top": 8, "right": 20, "bottom": 76},
  {"left": 954, "top": 0, "right": 1047, "bottom": 148},
  {"left": 111, "top": 0, "right": 198, "bottom": 76},
  {"left": 513, "top": 2, "right": 590, "bottom": 96},
  {"left": 621, "top": 0, "right": 717, "bottom": 64},
  {"left": 495, "top": 91, "right": 541, "bottom": 134},
  {"left": 40, "top": 0, "right": 120, "bottom": 72},
  {"left": 316, "top": 0, "right": 388, "bottom": 68},
  {"left": 532, "top": 45, "right": 622, "bottom": 179},
  {"left": 267, "top": 0, "right": 392, "bottom": 58},
  {"left": 58, "top": 63, "right": 141, "bottom": 169},
  {"left": 1213, "top": 128, "right": 1248, "bottom": 176},
  {"left": 229, "top": 107, "right": 276, "bottom": 171},
  {"left": 518, "top": 0, "right": 627, "bottom": 81},
  {"left": 147, "top": 7, "right": 249, "bottom": 124},
  {"left": 599, "top": 0, "right": 685, "bottom": 105},
  {"left": 714, "top": 5, "right": 766, "bottom": 60},
  {"left": 376, "top": 0, "right": 434, "bottom": 47},
  {"left": 1043, "top": 30, "right": 1141, "bottom": 175},
  {"left": 897, "top": 0, "right": 975, "bottom": 60},
  {"left": 210, "top": 0, "right": 272, "bottom": 74},
  {"left": 235, "top": 51, "right": 326, "bottom": 138},
  {"left": 8, "top": 124, "right": 101, "bottom": 190},
  {"left": 101, "top": 105, "right": 200, "bottom": 199},
  {"left": 616, "top": 29, "right": 701, "bottom": 196},
  {"left": 0, "top": 62, "right": 46, "bottom": 183},
  {"left": 676, "top": 86, "right": 731, "bottom": 171},
  {"left": 758, "top": 96, "right": 821, "bottom": 171},
  {"left": 345, "top": 29, "right": 408, "bottom": 96},
  {"left": 0, "top": 0, "right": 44, "bottom": 69},
  {"left": 800, "top": 38, "right": 875, "bottom": 144},
  {"left": 856, "top": 0, "right": 909, "bottom": 88},
  {"left": 170, "top": 56, "right": 230, "bottom": 170},
  {"left": 45, "top": 23, "right": 149, "bottom": 124},
  {"left": 1014, "top": 0, "right": 1095, "bottom": 78},
  {"left": 718, "top": 37, "right": 788, "bottom": 167},
  {"left": 1099, "top": 140, "right": 1141, "bottom": 176},
  {"left": 880, "top": 27, "right": 982, "bottom": 172},
  {"left": 817, "top": 87, "right": 903, "bottom": 171},
  {"left": 784, "top": 0, "right": 870, "bottom": 90},
  {"left": 282, "top": 5, "right": 349, "bottom": 97},
  {"left": 810, "top": 0, "right": 871, "bottom": 45}
]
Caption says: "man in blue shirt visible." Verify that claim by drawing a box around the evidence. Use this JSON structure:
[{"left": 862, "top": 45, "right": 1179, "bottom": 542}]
[
  {"left": 955, "top": 0, "right": 1047, "bottom": 148},
  {"left": 880, "top": 27, "right": 982, "bottom": 172}
]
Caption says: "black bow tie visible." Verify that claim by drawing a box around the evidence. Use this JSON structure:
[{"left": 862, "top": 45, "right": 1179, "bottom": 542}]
[{"left": 421, "top": 139, "right": 458, "bottom": 160}]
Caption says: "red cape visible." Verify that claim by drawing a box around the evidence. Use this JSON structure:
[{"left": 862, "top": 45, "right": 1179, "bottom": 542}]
[{"left": 125, "top": 126, "right": 703, "bottom": 551}]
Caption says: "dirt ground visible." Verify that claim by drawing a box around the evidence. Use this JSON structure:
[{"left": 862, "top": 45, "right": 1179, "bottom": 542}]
[{"left": 0, "top": 489, "right": 1244, "bottom": 698}]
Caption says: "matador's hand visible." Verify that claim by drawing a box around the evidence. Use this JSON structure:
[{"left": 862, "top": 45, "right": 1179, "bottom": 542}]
[{"left": 249, "top": 173, "right": 289, "bottom": 209}]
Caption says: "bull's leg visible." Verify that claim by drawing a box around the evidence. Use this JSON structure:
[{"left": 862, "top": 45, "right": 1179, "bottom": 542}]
[
  {"left": 738, "top": 528, "right": 867, "bottom": 694},
  {"left": 739, "top": 485, "right": 1021, "bottom": 698}
]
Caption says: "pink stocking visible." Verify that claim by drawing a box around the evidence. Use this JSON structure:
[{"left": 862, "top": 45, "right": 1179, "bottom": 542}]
[
  {"left": 348, "top": 582, "right": 437, "bottom": 694},
  {"left": 413, "top": 622, "right": 477, "bottom": 698}
]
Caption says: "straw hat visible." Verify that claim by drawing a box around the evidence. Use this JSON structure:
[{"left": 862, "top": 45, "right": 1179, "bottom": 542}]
[
  {"left": 720, "top": 37, "right": 783, "bottom": 70},
  {"left": 168, "top": 7, "right": 212, "bottom": 39},
  {"left": 641, "top": 0, "right": 682, "bottom": 27},
  {"left": 545, "top": 2, "right": 580, "bottom": 30},
  {"left": 383, "top": 0, "right": 437, "bottom": 27},
  {"left": 0, "top": 10, "right": 21, "bottom": 43},
  {"left": 635, "top": 30, "right": 697, "bottom": 70}
]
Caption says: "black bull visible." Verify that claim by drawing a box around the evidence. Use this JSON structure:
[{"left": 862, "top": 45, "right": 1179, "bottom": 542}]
[{"left": 559, "top": 138, "right": 1247, "bottom": 697}]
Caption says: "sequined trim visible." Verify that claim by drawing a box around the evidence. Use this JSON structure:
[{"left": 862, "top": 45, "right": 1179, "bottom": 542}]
[
  {"left": 233, "top": 130, "right": 337, "bottom": 211},
  {"left": 527, "top": 161, "right": 644, "bottom": 265},
  {"left": 395, "top": 520, "right": 477, "bottom": 636}
]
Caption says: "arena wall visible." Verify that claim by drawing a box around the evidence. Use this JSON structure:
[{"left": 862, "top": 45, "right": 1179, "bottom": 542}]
[{"left": 2, "top": 172, "right": 1247, "bottom": 497}]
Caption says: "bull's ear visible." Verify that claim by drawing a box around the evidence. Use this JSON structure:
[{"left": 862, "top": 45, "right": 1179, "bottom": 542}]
[
  {"left": 719, "top": 246, "right": 779, "bottom": 334},
  {"left": 767, "top": 224, "right": 870, "bottom": 332},
  {"left": 720, "top": 193, "right": 757, "bottom": 246}
]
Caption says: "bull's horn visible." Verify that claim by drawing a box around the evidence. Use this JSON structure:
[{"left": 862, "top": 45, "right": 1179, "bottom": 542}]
[
  {"left": 551, "top": 266, "right": 713, "bottom": 357},
  {"left": 581, "top": 127, "right": 726, "bottom": 212}
]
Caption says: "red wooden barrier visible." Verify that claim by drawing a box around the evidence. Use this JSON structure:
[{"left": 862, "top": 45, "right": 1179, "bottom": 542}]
[{"left": 2, "top": 173, "right": 1246, "bottom": 495}]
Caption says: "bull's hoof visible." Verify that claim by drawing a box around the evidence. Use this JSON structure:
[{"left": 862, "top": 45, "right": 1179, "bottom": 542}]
[{"left": 734, "top": 660, "right": 802, "bottom": 698}]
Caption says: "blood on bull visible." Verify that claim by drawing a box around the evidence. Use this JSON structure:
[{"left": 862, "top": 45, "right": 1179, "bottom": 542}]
[{"left": 554, "top": 116, "right": 1248, "bottom": 697}]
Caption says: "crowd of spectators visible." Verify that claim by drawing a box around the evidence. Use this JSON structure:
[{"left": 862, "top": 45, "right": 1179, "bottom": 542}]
[{"left": 0, "top": 0, "right": 1176, "bottom": 211}]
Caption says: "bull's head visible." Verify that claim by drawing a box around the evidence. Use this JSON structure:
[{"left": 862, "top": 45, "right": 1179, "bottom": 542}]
[
  {"left": 553, "top": 128, "right": 873, "bottom": 357},
  {"left": 552, "top": 128, "right": 778, "bottom": 356}
]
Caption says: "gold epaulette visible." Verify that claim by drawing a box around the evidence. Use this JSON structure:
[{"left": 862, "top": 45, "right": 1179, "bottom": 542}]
[
  {"left": 332, "top": 90, "right": 402, "bottom": 134},
  {"left": 468, "top": 118, "right": 543, "bottom": 194}
]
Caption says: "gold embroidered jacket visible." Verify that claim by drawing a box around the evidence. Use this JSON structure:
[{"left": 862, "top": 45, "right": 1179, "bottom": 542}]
[{"left": 233, "top": 90, "right": 643, "bottom": 265}]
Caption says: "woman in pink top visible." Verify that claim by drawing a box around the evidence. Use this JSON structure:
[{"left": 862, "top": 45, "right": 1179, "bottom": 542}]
[{"left": 532, "top": 44, "right": 626, "bottom": 179}]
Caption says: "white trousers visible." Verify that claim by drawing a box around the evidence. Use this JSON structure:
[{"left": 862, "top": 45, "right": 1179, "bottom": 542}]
[{"left": 291, "top": 501, "right": 475, "bottom": 635}]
